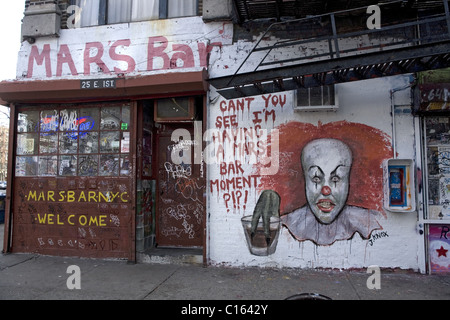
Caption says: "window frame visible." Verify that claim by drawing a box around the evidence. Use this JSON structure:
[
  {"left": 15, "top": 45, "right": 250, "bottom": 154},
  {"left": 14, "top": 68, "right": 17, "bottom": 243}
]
[
  {"left": 154, "top": 97, "right": 196, "bottom": 123},
  {"left": 68, "top": 0, "right": 200, "bottom": 27},
  {"left": 15, "top": 103, "right": 132, "bottom": 178}
]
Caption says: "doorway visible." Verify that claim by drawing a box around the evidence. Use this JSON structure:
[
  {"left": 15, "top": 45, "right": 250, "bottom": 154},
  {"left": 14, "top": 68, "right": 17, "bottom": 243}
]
[{"left": 154, "top": 97, "right": 205, "bottom": 249}]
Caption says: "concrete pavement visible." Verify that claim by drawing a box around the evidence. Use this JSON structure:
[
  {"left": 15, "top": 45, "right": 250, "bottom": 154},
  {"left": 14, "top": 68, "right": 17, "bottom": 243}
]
[{"left": 1, "top": 223, "right": 450, "bottom": 301}]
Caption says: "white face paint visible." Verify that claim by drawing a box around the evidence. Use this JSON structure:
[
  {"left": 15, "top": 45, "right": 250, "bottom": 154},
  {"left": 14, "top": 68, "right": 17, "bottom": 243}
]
[{"left": 301, "top": 139, "right": 352, "bottom": 224}]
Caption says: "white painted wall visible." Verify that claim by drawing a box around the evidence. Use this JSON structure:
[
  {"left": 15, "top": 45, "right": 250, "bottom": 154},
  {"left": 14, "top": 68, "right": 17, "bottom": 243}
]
[{"left": 207, "top": 70, "right": 423, "bottom": 270}]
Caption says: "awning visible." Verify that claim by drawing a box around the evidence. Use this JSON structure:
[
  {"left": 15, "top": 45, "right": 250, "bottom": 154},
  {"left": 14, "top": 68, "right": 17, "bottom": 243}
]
[{"left": 0, "top": 70, "right": 208, "bottom": 104}]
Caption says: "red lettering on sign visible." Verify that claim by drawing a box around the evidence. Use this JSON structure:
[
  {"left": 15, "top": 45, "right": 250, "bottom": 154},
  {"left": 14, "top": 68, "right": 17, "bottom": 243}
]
[
  {"left": 171, "top": 44, "right": 195, "bottom": 69},
  {"left": 27, "top": 44, "right": 52, "bottom": 78},
  {"left": 109, "top": 39, "right": 136, "bottom": 74},
  {"left": 57, "top": 44, "right": 77, "bottom": 77},
  {"left": 26, "top": 37, "right": 225, "bottom": 78},
  {"left": 147, "top": 36, "right": 170, "bottom": 71},
  {"left": 84, "top": 42, "right": 111, "bottom": 75}
]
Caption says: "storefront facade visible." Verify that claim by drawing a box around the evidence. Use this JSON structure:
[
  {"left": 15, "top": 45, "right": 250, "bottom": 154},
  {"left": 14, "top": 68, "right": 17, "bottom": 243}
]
[
  {"left": 0, "top": 4, "right": 232, "bottom": 262},
  {"left": 414, "top": 70, "right": 450, "bottom": 274},
  {"left": 1, "top": 0, "right": 450, "bottom": 274}
]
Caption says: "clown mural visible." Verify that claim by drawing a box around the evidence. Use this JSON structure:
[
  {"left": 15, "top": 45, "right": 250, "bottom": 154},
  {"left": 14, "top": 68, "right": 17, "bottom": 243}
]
[{"left": 245, "top": 121, "right": 393, "bottom": 255}]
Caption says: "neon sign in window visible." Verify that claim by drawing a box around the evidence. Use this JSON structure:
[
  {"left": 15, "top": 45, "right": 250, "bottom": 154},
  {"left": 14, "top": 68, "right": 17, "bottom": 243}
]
[{"left": 16, "top": 104, "right": 131, "bottom": 178}]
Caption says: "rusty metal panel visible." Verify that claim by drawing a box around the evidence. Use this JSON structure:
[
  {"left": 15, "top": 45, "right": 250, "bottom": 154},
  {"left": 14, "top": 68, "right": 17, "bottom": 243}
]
[
  {"left": 12, "top": 177, "right": 133, "bottom": 258},
  {"left": 11, "top": 102, "right": 136, "bottom": 260}
]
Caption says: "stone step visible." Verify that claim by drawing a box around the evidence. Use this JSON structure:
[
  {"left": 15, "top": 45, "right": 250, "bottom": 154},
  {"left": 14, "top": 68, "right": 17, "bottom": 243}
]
[{"left": 137, "top": 247, "right": 203, "bottom": 266}]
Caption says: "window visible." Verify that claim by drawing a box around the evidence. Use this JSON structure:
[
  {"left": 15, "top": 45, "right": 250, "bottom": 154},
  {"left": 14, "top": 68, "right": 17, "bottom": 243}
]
[
  {"left": 69, "top": 0, "right": 199, "bottom": 28},
  {"left": 424, "top": 116, "right": 450, "bottom": 220},
  {"left": 294, "top": 85, "right": 338, "bottom": 112},
  {"left": 154, "top": 97, "right": 195, "bottom": 122},
  {"left": 16, "top": 103, "right": 131, "bottom": 178}
]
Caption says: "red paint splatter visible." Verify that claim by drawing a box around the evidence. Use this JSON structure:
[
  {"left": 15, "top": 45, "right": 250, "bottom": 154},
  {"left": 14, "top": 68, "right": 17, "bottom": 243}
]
[{"left": 255, "top": 121, "right": 392, "bottom": 216}]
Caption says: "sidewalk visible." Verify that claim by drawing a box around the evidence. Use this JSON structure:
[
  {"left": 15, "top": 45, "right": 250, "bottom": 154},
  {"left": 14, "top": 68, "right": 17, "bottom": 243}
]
[{"left": 1, "top": 224, "right": 450, "bottom": 301}]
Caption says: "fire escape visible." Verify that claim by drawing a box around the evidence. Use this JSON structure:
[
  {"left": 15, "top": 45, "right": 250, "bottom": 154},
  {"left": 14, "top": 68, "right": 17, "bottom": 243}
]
[{"left": 209, "top": 0, "right": 450, "bottom": 99}]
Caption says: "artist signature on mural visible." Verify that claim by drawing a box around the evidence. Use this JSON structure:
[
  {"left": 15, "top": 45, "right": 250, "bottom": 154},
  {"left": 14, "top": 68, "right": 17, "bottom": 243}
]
[{"left": 368, "top": 231, "right": 389, "bottom": 247}]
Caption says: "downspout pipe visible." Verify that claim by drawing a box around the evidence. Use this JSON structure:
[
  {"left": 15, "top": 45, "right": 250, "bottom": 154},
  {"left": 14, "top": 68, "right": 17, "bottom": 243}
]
[{"left": 390, "top": 81, "right": 415, "bottom": 159}]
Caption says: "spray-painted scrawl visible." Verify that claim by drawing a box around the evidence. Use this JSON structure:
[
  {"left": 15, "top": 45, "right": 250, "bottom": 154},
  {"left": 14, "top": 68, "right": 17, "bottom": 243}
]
[{"left": 245, "top": 121, "right": 392, "bottom": 255}]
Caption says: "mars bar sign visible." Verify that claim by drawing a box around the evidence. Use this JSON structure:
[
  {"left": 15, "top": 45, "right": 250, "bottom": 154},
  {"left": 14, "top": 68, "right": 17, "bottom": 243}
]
[{"left": 25, "top": 36, "right": 221, "bottom": 79}]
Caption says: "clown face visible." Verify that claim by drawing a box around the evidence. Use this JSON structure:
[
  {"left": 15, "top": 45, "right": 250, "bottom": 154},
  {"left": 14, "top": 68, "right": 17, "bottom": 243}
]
[{"left": 301, "top": 139, "right": 352, "bottom": 224}]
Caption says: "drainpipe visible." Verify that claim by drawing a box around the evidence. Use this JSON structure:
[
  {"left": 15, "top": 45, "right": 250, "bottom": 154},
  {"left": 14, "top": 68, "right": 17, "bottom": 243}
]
[{"left": 390, "top": 81, "right": 414, "bottom": 159}]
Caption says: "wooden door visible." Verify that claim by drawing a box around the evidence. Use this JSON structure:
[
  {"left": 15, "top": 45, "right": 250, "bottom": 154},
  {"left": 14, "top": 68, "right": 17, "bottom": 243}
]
[{"left": 156, "top": 124, "right": 205, "bottom": 248}]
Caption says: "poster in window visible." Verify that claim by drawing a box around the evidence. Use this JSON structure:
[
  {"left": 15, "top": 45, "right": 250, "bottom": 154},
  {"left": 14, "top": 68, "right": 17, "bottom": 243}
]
[
  {"left": 100, "top": 154, "right": 119, "bottom": 176},
  {"left": 59, "top": 155, "right": 77, "bottom": 176},
  {"left": 60, "top": 133, "right": 78, "bottom": 154},
  {"left": 100, "top": 131, "right": 120, "bottom": 153},
  {"left": 428, "top": 225, "right": 450, "bottom": 274},
  {"left": 121, "top": 132, "right": 130, "bottom": 153},
  {"left": 120, "top": 155, "right": 131, "bottom": 176},
  {"left": 428, "top": 178, "right": 440, "bottom": 205},
  {"left": 39, "top": 156, "right": 58, "bottom": 176},
  {"left": 426, "top": 117, "right": 450, "bottom": 145},
  {"left": 17, "top": 134, "right": 38, "bottom": 155},
  {"left": 427, "top": 146, "right": 439, "bottom": 175},
  {"left": 438, "top": 147, "right": 450, "bottom": 175},
  {"left": 439, "top": 177, "right": 450, "bottom": 219},
  {"left": 16, "top": 156, "right": 38, "bottom": 176},
  {"left": 40, "top": 133, "right": 58, "bottom": 154},
  {"left": 78, "top": 155, "right": 98, "bottom": 176},
  {"left": 79, "top": 132, "right": 99, "bottom": 153}
]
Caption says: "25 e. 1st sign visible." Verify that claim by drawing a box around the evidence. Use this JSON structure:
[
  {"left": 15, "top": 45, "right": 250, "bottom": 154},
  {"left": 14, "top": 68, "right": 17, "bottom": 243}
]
[{"left": 81, "top": 78, "right": 116, "bottom": 90}]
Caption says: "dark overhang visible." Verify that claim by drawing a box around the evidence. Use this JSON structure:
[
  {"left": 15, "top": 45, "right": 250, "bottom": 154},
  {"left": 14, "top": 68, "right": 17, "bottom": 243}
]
[
  {"left": 232, "top": 0, "right": 441, "bottom": 23},
  {"left": 0, "top": 70, "right": 208, "bottom": 104}
]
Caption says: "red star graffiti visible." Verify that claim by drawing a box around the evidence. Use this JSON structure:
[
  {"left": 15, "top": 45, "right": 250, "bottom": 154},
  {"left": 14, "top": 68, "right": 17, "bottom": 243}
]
[{"left": 436, "top": 246, "right": 448, "bottom": 258}]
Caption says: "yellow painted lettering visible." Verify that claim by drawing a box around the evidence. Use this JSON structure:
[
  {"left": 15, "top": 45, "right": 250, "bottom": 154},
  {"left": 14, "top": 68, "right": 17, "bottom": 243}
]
[
  {"left": 88, "top": 191, "right": 97, "bottom": 202},
  {"left": 37, "top": 214, "right": 47, "bottom": 224},
  {"left": 67, "top": 191, "right": 75, "bottom": 202},
  {"left": 68, "top": 215, "right": 75, "bottom": 225},
  {"left": 38, "top": 192, "right": 45, "bottom": 202},
  {"left": 89, "top": 216, "right": 98, "bottom": 226},
  {"left": 120, "top": 192, "right": 129, "bottom": 203},
  {"left": 57, "top": 214, "right": 64, "bottom": 225},
  {"left": 79, "top": 215, "right": 87, "bottom": 226},
  {"left": 59, "top": 191, "right": 66, "bottom": 202},
  {"left": 28, "top": 191, "right": 37, "bottom": 201},
  {"left": 111, "top": 192, "right": 119, "bottom": 202},
  {"left": 99, "top": 192, "right": 109, "bottom": 203},
  {"left": 48, "top": 191, "right": 55, "bottom": 202},
  {"left": 78, "top": 191, "right": 86, "bottom": 202},
  {"left": 99, "top": 215, "right": 107, "bottom": 227},
  {"left": 48, "top": 214, "right": 54, "bottom": 225}
]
